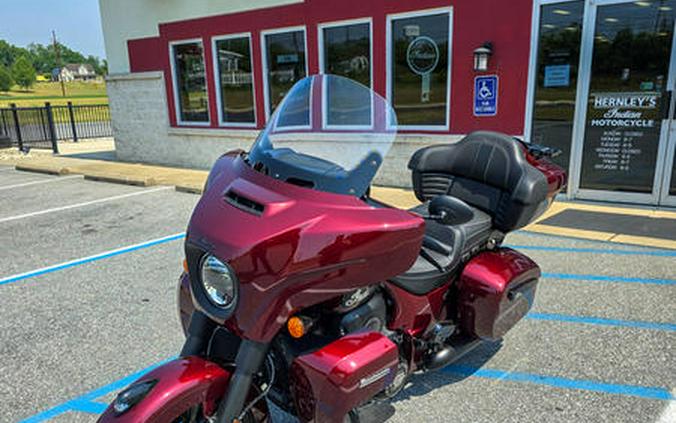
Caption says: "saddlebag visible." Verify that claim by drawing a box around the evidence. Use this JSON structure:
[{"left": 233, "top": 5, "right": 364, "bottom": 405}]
[
  {"left": 458, "top": 248, "right": 540, "bottom": 341},
  {"left": 289, "top": 331, "right": 399, "bottom": 423}
]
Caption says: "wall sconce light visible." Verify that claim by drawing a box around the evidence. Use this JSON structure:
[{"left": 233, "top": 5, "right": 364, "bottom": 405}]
[{"left": 473, "top": 42, "right": 493, "bottom": 72}]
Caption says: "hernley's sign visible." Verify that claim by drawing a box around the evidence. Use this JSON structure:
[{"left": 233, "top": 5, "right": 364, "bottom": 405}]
[{"left": 590, "top": 92, "right": 660, "bottom": 128}]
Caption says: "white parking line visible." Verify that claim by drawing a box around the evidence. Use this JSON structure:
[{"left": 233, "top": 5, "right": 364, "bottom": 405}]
[
  {"left": 0, "top": 185, "right": 173, "bottom": 224},
  {"left": 0, "top": 167, "right": 17, "bottom": 172},
  {"left": 657, "top": 390, "right": 676, "bottom": 423},
  {"left": 0, "top": 175, "right": 83, "bottom": 191}
]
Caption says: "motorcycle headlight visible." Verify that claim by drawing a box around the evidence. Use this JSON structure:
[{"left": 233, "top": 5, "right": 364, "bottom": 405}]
[{"left": 199, "top": 255, "right": 237, "bottom": 309}]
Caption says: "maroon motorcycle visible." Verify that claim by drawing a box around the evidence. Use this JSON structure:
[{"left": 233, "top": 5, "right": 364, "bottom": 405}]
[{"left": 99, "top": 75, "right": 566, "bottom": 423}]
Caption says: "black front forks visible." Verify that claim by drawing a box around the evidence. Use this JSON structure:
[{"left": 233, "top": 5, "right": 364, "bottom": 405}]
[
  {"left": 180, "top": 310, "right": 216, "bottom": 357},
  {"left": 180, "top": 311, "right": 269, "bottom": 423},
  {"left": 215, "top": 339, "right": 269, "bottom": 422}
]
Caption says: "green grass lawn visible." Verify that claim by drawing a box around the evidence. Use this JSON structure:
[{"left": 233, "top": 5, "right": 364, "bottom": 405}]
[{"left": 0, "top": 81, "right": 109, "bottom": 107}]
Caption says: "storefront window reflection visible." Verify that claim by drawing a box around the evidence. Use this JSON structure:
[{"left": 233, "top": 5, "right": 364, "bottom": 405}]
[
  {"left": 214, "top": 36, "right": 255, "bottom": 125},
  {"left": 264, "top": 30, "right": 307, "bottom": 116},
  {"left": 172, "top": 41, "right": 209, "bottom": 123},
  {"left": 322, "top": 22, "right": 371, "bottom": 127},
  {"left": 530, "top": 1, "right": 584, "bottom": 169},
  {"left": 390, "top": 12, "right": 450, "bottom": 127}
]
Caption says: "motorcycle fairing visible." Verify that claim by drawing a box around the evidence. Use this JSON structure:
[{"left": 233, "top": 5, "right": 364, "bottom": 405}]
[{"left": 187, "top": 152, "right": 425, "bottom": 342}]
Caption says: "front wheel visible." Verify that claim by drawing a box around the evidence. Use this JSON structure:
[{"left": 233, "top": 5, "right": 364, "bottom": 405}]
[{"left": 171, "top": 382, "right": 271, "bottom": 423}]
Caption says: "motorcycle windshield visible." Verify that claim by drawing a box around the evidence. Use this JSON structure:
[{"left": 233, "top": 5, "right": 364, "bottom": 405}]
[{"left": 247, "top": 75, "right": 397, "bottom": 197}]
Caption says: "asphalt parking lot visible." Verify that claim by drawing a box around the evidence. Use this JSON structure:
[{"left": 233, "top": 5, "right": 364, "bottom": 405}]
[{"left": 0, "top": 163, "right": 674, "bottom": 423}]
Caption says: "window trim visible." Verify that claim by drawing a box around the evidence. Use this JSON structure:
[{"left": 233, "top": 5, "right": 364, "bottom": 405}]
[
  {"left": 211, "top": 32, "right": 258, "bottom": 128},
  {"left": 386, "top": 7, "right": 453, "bottom": 131},
  {"left": 260, "top": 25, "right": 309, "bottom": 122},
  {"left": 318, "top": 17, "right": 375, "bottom": 130},
  {"left": 169, "top": 38, "right": 211, "bottom": 127}
]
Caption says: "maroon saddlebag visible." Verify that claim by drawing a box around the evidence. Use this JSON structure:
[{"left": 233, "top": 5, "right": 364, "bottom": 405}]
[
  {"left": 290, "top": 331, "right": 399, "bottom": 423},
  {"left": 458, "top": 248, "right": 540, "bottom": 341}
]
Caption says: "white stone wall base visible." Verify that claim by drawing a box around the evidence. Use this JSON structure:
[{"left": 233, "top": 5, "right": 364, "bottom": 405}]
[{"left": 107, "top": 72, "right": 470, "bottom": 188}]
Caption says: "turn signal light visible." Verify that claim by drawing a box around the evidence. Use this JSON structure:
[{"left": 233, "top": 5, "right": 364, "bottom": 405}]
[
  {"left": 287, "top": 316, "right": 307, "bottom": 338},
  {"left": 182, "top": 259, "right": 189, "bottom": 273}
]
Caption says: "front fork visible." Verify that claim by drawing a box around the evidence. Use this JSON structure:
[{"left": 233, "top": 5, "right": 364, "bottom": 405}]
[{"left": 182, "top": 311, "right": 269, "bottom": 423}]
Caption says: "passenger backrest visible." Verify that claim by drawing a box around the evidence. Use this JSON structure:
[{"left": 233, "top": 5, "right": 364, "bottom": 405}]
[{"left": 408, "top": 131, "right": 549, "bottom": 232}]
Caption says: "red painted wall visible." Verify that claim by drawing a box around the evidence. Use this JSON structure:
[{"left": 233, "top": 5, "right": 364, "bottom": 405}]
[{"left": 127, "top": 0, "right": 533, "bottom": 135}]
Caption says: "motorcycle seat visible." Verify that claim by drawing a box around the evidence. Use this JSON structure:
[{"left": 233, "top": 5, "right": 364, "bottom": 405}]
[{"left": 389, "top": 200, "right": 492, "bottom": 295}]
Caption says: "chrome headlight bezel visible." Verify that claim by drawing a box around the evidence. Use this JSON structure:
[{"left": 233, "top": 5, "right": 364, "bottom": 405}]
[{"left": 198, "top": 254, "right": 238, "bottom": 312}]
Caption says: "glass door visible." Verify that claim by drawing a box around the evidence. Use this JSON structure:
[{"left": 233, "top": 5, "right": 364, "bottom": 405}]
[
  {"left": 573, "top": 0, "right": 676, "bottom": 204},
  {"left": 659, "top": 109, "right": 676, "bottom": 205},
  {"left": 529, "top": 1, "right": 585, "bottom": 172}
]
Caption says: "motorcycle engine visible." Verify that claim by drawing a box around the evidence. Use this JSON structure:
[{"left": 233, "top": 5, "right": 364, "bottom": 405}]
[{"left": 334, "top": 287, "right": 387, "bottom": 335}]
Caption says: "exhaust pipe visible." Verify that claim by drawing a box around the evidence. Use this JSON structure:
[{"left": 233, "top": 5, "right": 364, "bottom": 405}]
[{"left": 424, "top": 338, "right": 482, "bottom": 371}]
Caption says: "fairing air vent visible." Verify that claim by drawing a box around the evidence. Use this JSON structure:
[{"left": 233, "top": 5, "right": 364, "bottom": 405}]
[{"left": 224, "top": 190, "right": 265, "bottom": 216}]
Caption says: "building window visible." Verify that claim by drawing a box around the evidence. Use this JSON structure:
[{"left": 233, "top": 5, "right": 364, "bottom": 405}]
[
  {"left": 389, "top": 10, "right": 451, "bottom": 128},
  {"left": 320, "top": 20, "right": 372, "bottom": 127},
  {"left": 320, "top": 20, "right": 371, "bottom": 87},
  {"left": 213, "top": 34, "right": 256, "bottom": 126},
  {"left": 262, "top": 28, "right": 307, "bottom": 118},
  {"left": 170, "top": 40, "right": 209, "bottom": 124},
  {"left": 529, "top": 1, "right": 584, "bottom": 170}
]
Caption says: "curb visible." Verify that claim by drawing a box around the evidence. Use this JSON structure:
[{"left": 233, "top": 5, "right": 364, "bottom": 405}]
[
  {"left": 15, "top": 164, "right": 71, "bottom": 175},
  {"left": 175, "top": 185, "right": 203, "bottom": 194},
  {"left": 83, "top": 174, "right": 155, "bottom": 187}
]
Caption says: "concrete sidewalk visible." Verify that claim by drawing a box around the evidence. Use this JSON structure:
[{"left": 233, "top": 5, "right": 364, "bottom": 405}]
[{"left": 2, "top": 142, "right": 674, "bottom": 249}]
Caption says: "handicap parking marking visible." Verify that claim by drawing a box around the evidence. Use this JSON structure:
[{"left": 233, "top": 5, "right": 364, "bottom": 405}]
[
  {"left": 0, "top": 174, "right": 83, "bottom": 191},
  {"left": 0, "top": 185, "right": 173, "bottom": 224},
  {"left": 0, "top": 232, "right": 186, "bottom": 286}
]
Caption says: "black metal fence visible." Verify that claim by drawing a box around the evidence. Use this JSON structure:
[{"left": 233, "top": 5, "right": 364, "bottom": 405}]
[{"left": 0, "top": 102, "right": 112, "bottom": 153}]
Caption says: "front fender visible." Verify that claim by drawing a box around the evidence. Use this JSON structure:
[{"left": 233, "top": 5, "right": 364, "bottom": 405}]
[{"left": 98, "top": 356, "right": 231, "bottom": 422}]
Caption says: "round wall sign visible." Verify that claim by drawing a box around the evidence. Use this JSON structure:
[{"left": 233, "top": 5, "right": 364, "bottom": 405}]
[{"left": 406, "top": 36, "right": 440, "bottom": 76}]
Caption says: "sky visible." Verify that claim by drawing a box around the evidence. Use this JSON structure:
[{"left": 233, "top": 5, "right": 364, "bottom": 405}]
[{"left": 0, "top": 0, "right": 106, "bottom": 59}]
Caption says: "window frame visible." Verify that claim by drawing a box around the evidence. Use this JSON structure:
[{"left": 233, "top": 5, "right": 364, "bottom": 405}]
[
  {"left": 260, "top": 25, "right": 309, "bottom": 123},
  {"left": 211, "top": 32, "right": 258, "bottom": 128},
  {"left": 386, "top": 7, "right": 453, "bottom": 131},
  {"left": 318, "top": 17, "right": 375, "bottom": 130},
  {"left": 169, "top": 38, "right": 211, "bottom": 127}
]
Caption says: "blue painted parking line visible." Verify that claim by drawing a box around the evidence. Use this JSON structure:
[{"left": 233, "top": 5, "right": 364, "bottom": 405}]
[
  {"left": 19, "top": 358, "right": 173, "bottom": 422},
  {"left": 444, "top": 365, "right": 674, "bottom": 401},
  {"left": 0, "top": 233, "right": 186, "bottom": 287},
  {"left": 507, "top": 244, "right": 676, "bottom": 257},
  {"left": 67, "top": 399, "right": 108, "bottom": 414},
  {"left": 542, "top": 272, "right": 676, "bottom": 286},
  {"left": 526, "top": 312, "right": 676, "bottom": 332}
]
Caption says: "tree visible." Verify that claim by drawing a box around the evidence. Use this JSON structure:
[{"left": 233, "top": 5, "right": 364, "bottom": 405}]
[
  {"left": 0, "top": 64, "right": 12, "bottom": 92},
  {"left": 12, "top": 56, "right": 36, "bottom": 90}
]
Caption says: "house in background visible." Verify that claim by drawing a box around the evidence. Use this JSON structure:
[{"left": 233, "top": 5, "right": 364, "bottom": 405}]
[{"left": 52, "top": 64, "right": 97, "bottom": 82}]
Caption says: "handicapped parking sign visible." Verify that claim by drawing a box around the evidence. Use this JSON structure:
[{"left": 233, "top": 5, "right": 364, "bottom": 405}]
[{"left": 474, "top": 75, "right": 498, "bottom": 116}]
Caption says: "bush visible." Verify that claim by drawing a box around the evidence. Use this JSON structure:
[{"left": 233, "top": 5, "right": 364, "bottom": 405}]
[
  {"left": 0, "top": 64, "right": 12, "bottom": 92},
  {"left": 12, "top": 56, "right": 36, "bottom": 90}
]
